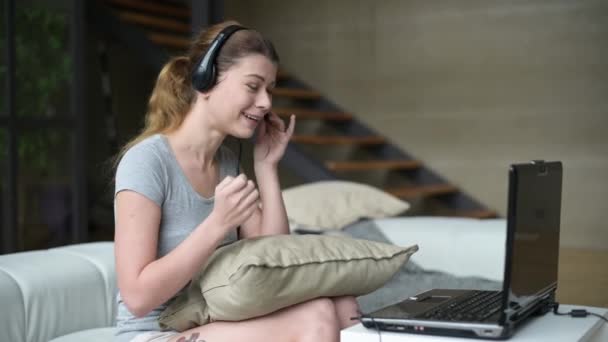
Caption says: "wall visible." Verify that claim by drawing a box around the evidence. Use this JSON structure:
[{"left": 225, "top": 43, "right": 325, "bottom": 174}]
[{"left": 225, "top": 0, "right": 608, "bottom": 250}]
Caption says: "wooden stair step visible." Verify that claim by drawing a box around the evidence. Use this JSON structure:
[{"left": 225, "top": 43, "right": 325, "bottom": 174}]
[
  {"left": 325, "top": 159, "right": 422, "bottom": 171},
  {"left": 272, "top": 87, "right": 321, "bottom": 100},
  {"left": 147, "top": 32, "right": 190, "bottom": 49},
  {"left": 107, "top": 0, "right": 190, "bottom": 19},
  {"left": 291, "top": 135, "right": 386, "bottom": 145},
  {"left": 273, "top": 107, "right": 352, "bottom": 121},
  {"left": 385, "top": 184, "right": 459, "bottom": 199},
  {"left": 116, "top": 11, "right": 191, "bottom": 33}
]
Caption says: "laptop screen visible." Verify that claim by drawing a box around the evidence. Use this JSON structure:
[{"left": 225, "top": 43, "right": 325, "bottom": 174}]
[{"left": 505, "top": 161, "right": 562, "bottom": 309}]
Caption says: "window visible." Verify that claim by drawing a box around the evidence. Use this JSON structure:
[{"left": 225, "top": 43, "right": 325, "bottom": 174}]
[{"left": 1, "top": 0, "right": 87, "bottom": 253}]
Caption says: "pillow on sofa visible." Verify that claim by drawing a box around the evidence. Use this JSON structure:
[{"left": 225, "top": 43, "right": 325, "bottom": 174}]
[
  {"left": 283, "top": 181, "right": 410, "bottom": 231},
  {"left": 159, "top": 234, "right": 418, "bottom": 332}
]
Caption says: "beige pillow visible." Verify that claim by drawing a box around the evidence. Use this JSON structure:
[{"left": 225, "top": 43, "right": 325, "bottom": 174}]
[
  {"left": 283, "top": 181, "right": 410, "bottom": 231},
  {"left": 159, "top": 234, "right": 418, "bottom": 332}
]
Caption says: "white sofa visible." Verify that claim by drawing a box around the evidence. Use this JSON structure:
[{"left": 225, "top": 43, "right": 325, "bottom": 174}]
[
  {"left": 374, "top": 217, "right": 507, "bottom": 282},
  {"left": 0, "top": 242, "right": 117, "bottom": 342},
  {"left": 0, "top": 218, "right": 507, "bottom": 342}
]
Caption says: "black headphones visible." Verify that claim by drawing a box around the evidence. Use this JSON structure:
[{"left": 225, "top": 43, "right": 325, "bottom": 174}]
[{"left": 191, "top": 24, "right": 247, "bottom": 92}]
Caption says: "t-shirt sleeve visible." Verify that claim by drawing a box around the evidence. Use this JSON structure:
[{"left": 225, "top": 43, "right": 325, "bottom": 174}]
[{"left": 115, "top": 144, "right": 166, "bottom": 207}]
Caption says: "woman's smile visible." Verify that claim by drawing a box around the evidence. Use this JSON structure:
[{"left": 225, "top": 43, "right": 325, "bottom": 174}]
[{"left": 241, "top": 112, "right": 262, "bottom": 127}]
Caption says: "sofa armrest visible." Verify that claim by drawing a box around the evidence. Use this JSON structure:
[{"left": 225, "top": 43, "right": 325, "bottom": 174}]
[{"left": 0, "top": 242, "right": 116, "bottom": 342}]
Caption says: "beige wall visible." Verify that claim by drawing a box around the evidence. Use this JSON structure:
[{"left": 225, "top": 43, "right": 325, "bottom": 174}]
[{"left": 226, "top": 0, "right": 608, "bottom": 250}]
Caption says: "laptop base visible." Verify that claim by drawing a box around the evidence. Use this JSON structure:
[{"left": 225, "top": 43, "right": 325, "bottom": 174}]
[{"left": 362, "top": 291, "right": 556, "bottom": 340}]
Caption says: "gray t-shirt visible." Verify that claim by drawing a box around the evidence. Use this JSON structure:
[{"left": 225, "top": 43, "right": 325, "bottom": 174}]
[{"left": 114, "top": 134, "right": 239, "bottom": 342}]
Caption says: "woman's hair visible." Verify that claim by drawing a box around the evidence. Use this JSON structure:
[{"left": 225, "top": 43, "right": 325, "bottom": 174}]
[{"left": 113, "top": 20, "right": 279, "bottom": 167}]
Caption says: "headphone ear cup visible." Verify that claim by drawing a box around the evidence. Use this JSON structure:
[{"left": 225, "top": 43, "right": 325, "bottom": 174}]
[
  {"left": 191, "top": 25, "right": 246, "bottom": 92},
  {"left": 192, "top": 65, "right": 210, "bottom": 92},
  {"left": 205, "top": 64, "right": 216, "bottom": 91},
  {"left": 192, "top": 69, "right": 202, "bottom": 92},
  {"left": 193, "top": 55, "right": 217, "bottom": 92}
]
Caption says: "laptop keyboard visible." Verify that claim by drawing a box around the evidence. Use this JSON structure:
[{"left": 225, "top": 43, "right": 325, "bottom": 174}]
[{"left": 418, "top": 290, "right": 503, "bottom": 322}]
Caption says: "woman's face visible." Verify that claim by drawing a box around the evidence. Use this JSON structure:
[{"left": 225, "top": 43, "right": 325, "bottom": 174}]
[{"left": 206, "top": 54, "right": 277, "bottom": 138}]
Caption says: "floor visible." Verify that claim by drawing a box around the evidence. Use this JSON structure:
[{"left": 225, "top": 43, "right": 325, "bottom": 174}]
[{"left": 557, "top": 247, "right": 608, "bottom": 308}]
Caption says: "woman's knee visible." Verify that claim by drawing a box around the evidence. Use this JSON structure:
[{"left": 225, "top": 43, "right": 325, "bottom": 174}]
[
  {"left": 302, "top": 297, "right": 336, "bottom": 316},
  {"left": 333, "top": 295, "right": 359, "bottom": 313},
  {"left": 291, "top": 298, "right": 340, "bottom": 341},
  {"left": 332, "top": 296, "right": 361, "bottom": 328}
]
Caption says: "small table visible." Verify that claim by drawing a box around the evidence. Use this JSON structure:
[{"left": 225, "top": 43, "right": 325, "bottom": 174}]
[{"left": 341, "top": 305, "right": 608, "bottom": 342}]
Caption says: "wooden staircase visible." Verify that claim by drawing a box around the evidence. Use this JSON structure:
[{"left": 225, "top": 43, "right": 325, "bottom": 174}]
[
  {"left": 103, "top": 0, "right": 191, "bottom": 52},
  {"left": 271, "top": 70, "right": 498, "bottom": 219},
  {"left": 95, "top": 0, "right": 499, "bottom": 219}
]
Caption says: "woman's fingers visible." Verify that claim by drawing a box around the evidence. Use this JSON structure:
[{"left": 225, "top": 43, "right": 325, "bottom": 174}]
[
  {"left": 273, "top": 115, "right": 286, "bottom": 132},
  {"left": 216, "top": 175, "right": 234, "bottom": 193},
  {"left": 223, "top": 174, "right": 248, "bottom": 196},
  {"left": 234, "top": 179, "right": 256, "bottom": 202},
  {"left": 266, "top": 112, "right": 286, "bottom": 132},
  {"left": 239, "top": 186, "right": 259, "bottom": 212},
  {"left": 257, "top": 114, "right": 267, "bottom": 139},
  {"left": 286, "top": 114, "right": 296, "bottom": 137}
]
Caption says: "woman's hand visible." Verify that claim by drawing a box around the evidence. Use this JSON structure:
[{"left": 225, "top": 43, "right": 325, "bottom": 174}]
[
  {"left": 253, "top": 112, "right": 296, "bottom": 167},
  {"left": 209, "top": 174, "right": 259, "bottom": 232}
]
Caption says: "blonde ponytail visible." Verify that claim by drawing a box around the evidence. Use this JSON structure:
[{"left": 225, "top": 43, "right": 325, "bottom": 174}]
[{"left": 114, "top": 56, "right": 194, "bottom": 167}]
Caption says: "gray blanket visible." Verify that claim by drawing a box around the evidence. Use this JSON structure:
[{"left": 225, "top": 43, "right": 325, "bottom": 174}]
[{"left": 324, "top": 219, "right": 502, "bottom": 314}]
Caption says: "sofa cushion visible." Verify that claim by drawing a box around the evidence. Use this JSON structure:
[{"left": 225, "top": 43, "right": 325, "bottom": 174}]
[
  {"left": 52, "top": 242, "right": 117, "bottom": 325},
  {"left": 159, "top": 234, "right": 418, "bottom": 331},
  {"left": 48, "top": 327, "right": 116, "bottom": 342}
]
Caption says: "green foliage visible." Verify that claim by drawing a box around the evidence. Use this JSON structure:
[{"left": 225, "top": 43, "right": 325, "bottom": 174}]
[{"left": 0, "top": 5, "right": 72, "bottom": 178}]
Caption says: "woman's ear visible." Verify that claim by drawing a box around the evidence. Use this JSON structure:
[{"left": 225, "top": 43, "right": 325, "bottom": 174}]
[{"left": 196, "top": 90, "right": 211, "bottom": 100}]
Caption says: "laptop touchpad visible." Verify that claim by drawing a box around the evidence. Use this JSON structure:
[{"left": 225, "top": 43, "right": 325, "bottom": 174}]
[{"left": 419, "top": 295, "right": 451, "bottom": 304}]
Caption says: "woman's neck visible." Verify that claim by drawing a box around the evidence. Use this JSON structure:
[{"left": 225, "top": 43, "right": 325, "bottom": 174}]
[{"left": 166, "top": 110, "right": 225, "bottom": 171}]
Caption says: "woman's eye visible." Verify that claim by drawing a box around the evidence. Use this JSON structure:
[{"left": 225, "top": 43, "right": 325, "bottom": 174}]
[{"left": 247, "top": 84, "right": 258, "bottom": 91}]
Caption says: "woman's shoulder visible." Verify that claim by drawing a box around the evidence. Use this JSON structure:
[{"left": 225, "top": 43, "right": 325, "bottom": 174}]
[
  {"left": 114, "top": 135, "right": 168, "bottom": 205},
  {"left": 119, "top": 134, "right": 167, "bottom": 169},
  {"left": 128, "top": 134, "right": 164, "bottom": 152},
  {"left": 125, "top": 134, "right": 168, "bottom": 157}
]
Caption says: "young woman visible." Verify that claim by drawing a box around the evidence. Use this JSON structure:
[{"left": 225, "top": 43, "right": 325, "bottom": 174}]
[{"left": 113, "top": 20, "right": 360, "bottom": 342}]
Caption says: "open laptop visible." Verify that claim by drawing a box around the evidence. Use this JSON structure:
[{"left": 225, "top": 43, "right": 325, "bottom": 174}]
[{"left": 361, "top": 160, "right": 563, "bottom": 339}]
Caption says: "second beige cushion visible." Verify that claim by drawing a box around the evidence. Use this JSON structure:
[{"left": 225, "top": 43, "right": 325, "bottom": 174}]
[{"left": 283, "top": 181, "right": 410, "bottom": 231}]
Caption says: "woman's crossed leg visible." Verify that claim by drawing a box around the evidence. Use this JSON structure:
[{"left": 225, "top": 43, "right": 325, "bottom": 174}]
[{"left": 168, "top": 296, "right": 361, "bottom": 342}]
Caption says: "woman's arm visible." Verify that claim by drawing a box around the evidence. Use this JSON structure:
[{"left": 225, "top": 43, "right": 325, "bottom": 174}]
[
  {"left": 240, "top": 113, "right": 295, "bottom": 238},
  {"left": 115, "top": 190, "right": 227, "bottom": 318},
  {"left": 116, "top": 174, "right": 257, "bottom": 318},
  {"left": 255, "top": 163, "right": 289, "bottom": 236},
  {"left": 239, "top": 163, "right": 289, "bottom": 238}
]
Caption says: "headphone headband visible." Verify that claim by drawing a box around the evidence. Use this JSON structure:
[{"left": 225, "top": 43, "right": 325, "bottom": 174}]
[{"left": 191, "top": 25, "right": 247, "bottom": 92}]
